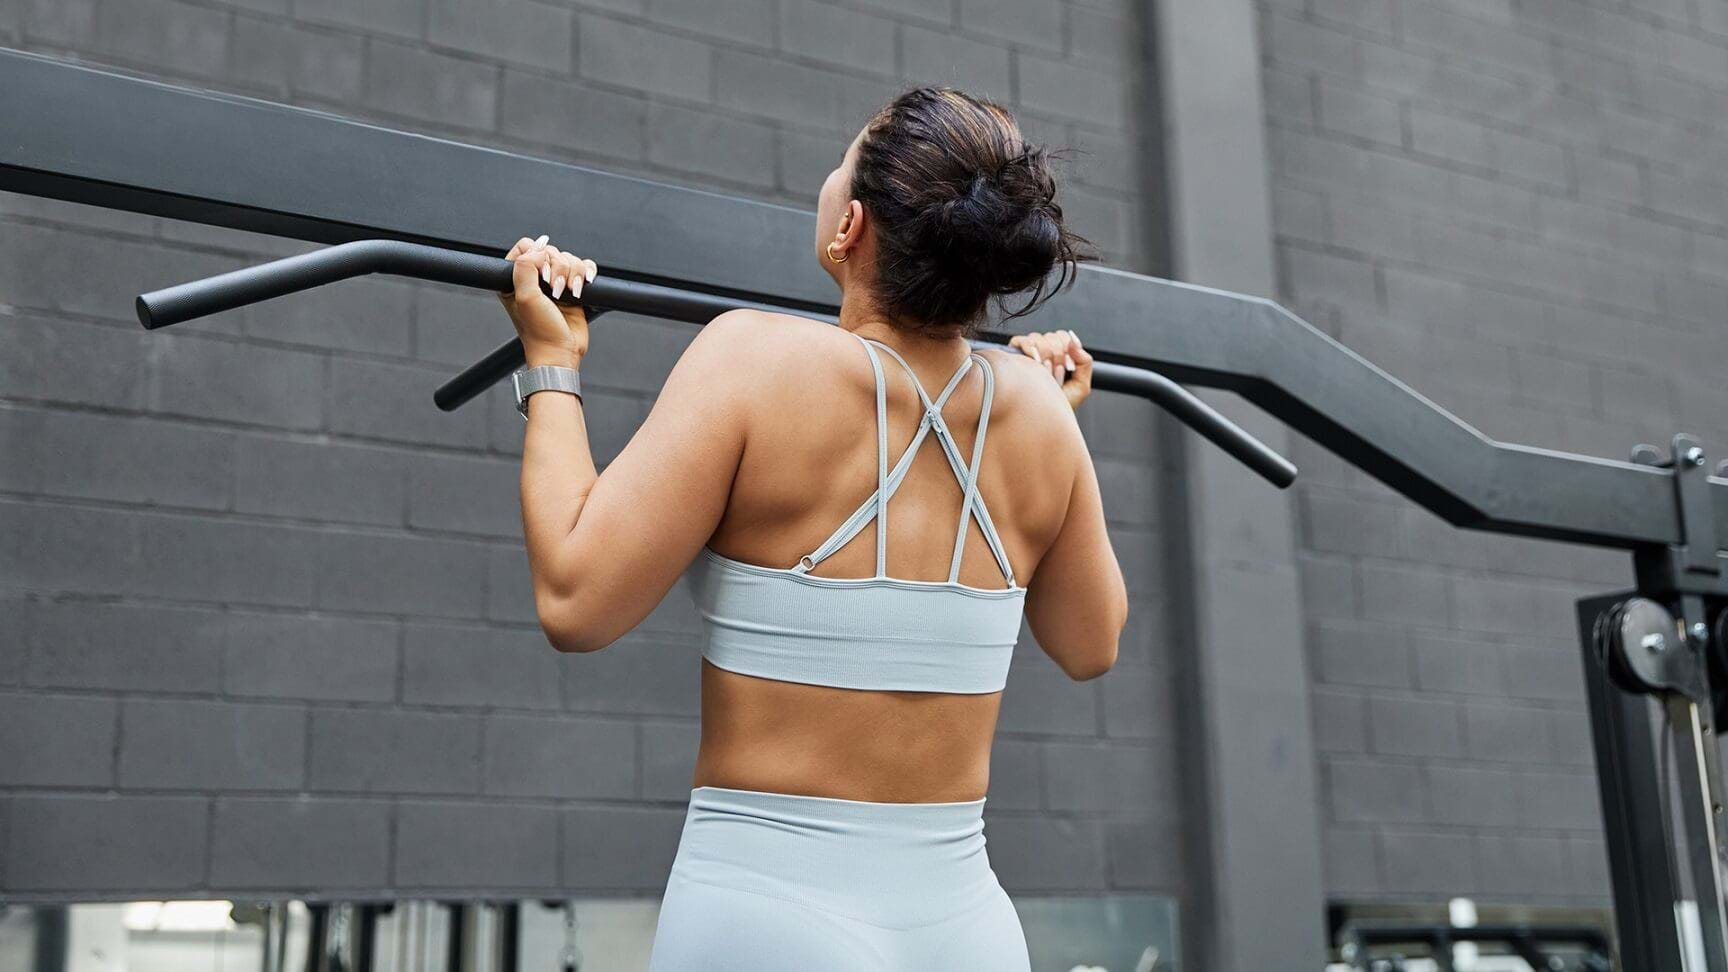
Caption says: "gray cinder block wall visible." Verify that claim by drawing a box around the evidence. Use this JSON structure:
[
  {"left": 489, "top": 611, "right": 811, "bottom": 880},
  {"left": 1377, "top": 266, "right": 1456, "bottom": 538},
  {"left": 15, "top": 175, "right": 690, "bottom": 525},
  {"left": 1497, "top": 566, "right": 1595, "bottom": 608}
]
[
  {"left": 0, "top": 0, "right": 1181, "bottom": 905},
  {"left": 1258, "top": 0, "right": 1728, "bottom": 905},
  {"left": 10, "top": 0, "right": 1714, "bottom": 938}
]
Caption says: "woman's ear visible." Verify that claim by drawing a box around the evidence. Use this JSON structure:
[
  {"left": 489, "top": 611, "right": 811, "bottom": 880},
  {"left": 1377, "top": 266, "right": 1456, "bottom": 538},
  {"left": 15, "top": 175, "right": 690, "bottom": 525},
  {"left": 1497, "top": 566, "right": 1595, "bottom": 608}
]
[{"left": 835, "top": 201, "right": 864, "bottom": 253}]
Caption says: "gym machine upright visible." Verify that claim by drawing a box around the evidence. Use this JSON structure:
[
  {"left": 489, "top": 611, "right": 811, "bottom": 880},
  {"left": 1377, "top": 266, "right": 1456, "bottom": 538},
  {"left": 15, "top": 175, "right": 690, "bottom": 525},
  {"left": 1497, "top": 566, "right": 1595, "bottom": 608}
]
[{"left": 4, "top": 48, "right": 1728, "bottom": 968}]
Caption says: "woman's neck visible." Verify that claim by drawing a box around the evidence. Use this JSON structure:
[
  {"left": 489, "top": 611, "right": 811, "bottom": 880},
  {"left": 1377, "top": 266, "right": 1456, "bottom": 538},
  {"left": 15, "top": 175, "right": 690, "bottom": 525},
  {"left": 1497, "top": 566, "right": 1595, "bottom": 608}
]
[{"left": 836, "top": 297, "right": 972, "bottom": 368}]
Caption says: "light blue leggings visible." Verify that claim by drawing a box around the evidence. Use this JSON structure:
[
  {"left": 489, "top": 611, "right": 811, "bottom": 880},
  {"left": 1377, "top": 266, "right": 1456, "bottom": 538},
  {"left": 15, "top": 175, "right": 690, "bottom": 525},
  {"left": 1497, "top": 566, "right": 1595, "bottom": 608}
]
[{"left": 648, "top": 785, "right": 1030, "bottom": 971}]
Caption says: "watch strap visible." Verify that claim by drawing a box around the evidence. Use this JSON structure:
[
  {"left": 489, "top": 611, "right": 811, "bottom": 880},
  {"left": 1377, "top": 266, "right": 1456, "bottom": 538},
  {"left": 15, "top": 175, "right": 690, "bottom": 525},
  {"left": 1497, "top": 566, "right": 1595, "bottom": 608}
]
[{"left": 513, "top": 365, "right": 582, "bottom": 418}]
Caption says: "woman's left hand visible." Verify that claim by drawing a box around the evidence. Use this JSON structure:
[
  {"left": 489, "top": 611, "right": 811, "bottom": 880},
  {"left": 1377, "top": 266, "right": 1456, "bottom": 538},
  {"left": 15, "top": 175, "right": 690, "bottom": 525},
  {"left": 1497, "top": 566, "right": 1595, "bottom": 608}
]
[
  {"left": 497, "top": 234, "right": 599, "bottom": 367},
  {"left": 1009, "top": 328, "right": 1094, "bottom": 410}
]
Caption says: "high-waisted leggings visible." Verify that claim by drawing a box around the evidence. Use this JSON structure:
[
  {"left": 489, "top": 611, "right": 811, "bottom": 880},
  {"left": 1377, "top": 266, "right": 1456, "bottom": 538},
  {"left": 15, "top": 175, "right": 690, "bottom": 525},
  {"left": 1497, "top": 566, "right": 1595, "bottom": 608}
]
[{"left": 648, "top": 785, "right": 1030, "bottom": 971}]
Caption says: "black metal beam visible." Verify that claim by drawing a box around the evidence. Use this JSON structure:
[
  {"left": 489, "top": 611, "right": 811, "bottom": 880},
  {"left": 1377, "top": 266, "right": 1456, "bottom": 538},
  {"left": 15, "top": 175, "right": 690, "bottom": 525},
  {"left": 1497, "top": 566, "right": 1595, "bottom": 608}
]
[
  {"left": 0, "top": 47, "right": 1721, "bottom": 553},
  {"left": 0, "top": 49, "right": 828, "bottom": 312}
]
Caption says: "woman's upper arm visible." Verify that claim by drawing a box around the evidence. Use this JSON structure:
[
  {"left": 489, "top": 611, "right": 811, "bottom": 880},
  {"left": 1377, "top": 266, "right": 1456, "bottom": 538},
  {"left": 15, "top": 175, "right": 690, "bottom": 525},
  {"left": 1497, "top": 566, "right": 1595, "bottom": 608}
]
[
  {"left": 551, "top": 310, "right": 760, "bottom": 646},
  {"left": 1022, "top": 416, "right": 1128, "bottom": 680}
]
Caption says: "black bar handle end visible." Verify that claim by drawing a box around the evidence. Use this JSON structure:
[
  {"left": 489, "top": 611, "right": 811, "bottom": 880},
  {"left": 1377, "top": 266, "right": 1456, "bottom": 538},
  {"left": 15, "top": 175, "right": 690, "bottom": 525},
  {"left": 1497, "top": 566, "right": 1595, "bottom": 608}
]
[
  {"left": 434, "top": 337, "right": 527, "bottom": 412},
  {"left": 433, "top": 310, "right": 610, "bottom": 413}
]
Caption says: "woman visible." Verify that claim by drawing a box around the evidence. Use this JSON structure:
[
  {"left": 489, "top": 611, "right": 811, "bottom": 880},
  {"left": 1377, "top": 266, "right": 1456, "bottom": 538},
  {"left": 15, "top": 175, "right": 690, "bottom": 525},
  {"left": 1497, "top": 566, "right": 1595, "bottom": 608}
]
[{"left": 497, "top": 86, "right": 1128, "bottom": 970}]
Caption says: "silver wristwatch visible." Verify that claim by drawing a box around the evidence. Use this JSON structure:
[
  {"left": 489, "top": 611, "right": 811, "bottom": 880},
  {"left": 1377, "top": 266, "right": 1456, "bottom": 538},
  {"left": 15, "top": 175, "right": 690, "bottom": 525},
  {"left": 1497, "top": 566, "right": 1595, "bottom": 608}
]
[{"left": 512, "top": 365, "right": 582, "bottom": 419}]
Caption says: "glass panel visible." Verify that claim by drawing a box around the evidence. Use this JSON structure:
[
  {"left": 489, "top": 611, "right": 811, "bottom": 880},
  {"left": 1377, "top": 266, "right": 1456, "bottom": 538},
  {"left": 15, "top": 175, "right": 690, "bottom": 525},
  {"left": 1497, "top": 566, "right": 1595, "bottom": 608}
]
[
  {"left": 1013, "top": 894, "right": 1180, "bottom": 972},
  {"left": 0, "top": 907, "right": 38, "bottom": 969},
  {"left": 0, "top": 902, "right": 275, "bottom": 972}
]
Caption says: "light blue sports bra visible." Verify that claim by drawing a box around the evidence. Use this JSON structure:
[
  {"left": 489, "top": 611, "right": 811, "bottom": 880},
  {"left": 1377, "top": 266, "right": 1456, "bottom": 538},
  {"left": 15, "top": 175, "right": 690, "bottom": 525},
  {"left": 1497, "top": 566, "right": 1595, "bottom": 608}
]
[{"left": 687, "top": 334, "right": 1027, "bottom": 694}]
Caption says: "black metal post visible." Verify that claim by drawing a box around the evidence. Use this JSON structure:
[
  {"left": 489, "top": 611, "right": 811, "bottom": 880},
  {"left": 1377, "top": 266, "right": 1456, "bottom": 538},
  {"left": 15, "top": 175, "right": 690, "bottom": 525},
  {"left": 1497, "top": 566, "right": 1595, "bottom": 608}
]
[
  {"left": 30, "top": 906, "right": 67, "bottom": 972},
  {"left": 355, "top": 903, "right": 381, "bottom": 972},
  {"left": 305, "top": 903, "right": 330, "bottom": 972},
  {"left": 496, "top": 902, "right": 520, "bottom": 972},
  {"left": 445, "top": 902, "right": 469, "bottom": 972},
  {"left": 1579, "top": 587, "right": 1728, "bottom": 971},
  {"left": 1579, "top": 593, "right": 1689, "bottom": 970}
]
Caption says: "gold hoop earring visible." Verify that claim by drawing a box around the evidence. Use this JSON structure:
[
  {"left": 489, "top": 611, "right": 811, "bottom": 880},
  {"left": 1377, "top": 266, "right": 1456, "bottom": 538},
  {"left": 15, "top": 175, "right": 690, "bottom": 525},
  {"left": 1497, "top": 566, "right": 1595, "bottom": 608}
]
[{"left": 826, "top": 241, "right": 848, "bottom": 264}]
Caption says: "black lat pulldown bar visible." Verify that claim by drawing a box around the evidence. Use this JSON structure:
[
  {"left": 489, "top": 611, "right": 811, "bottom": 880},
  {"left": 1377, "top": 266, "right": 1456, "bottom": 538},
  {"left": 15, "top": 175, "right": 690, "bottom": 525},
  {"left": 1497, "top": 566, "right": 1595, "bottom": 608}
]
[{"left": 135, "top": 239, "right": 1298, "bottom": 488}]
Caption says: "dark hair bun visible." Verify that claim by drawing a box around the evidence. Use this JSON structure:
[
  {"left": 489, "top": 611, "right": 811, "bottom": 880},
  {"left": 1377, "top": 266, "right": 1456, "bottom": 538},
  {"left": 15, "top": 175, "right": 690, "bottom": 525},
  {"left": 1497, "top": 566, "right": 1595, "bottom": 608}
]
[
  {"left": 925, "top": 149, "right": 1068, "bottom": 293},
  {"left": 851, "top": 87, "right": 1095, "bottom": 335}
]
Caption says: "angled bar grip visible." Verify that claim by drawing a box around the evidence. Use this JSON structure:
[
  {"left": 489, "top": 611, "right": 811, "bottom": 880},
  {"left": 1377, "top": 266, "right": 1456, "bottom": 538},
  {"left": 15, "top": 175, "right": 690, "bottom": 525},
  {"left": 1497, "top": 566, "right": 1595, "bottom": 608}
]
[
  {"left": 136, "top": 240, "right": 1296, "bottom": 488},
  {"left": 1086, "top": 360, "right": 1296, "bottom": 488},
  {"left": 135, "top": 238, "right": 767, "bottom": 331}
]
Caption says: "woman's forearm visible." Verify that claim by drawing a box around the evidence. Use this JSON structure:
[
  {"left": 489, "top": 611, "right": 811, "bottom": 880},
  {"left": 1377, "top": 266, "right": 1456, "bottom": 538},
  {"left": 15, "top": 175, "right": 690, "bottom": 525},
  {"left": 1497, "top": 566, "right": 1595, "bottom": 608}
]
[
  {"left": 494, "top": 238, "right": 612, "bottom": 648},
  {"left": 518, "top": 347, "right": 598, "bottom": 609}
]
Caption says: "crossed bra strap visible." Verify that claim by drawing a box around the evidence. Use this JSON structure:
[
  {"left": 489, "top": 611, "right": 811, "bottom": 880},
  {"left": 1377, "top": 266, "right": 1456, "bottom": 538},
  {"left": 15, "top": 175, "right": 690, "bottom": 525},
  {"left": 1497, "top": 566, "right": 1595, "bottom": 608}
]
[{"left": 791, "top": 334, "right": 1016, "bottom": 587}]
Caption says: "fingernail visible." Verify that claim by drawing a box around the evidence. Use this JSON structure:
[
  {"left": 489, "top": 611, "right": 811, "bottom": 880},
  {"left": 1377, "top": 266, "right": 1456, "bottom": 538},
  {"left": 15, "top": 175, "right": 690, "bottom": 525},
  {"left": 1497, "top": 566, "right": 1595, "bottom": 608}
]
[
  {"left": 572, "top": 278, "right": 583, "bottom": 297},
  {"left": 535, "top": 234, "right": 549, "bottom": 246},
  {"left": 542, "top": 263, "right": 552, "bottom": 283},
  {"left": 585, "top": 264, "right": 597, "bottom": 282},
  {"left": 1066, "top": 355, "right": 1076, "bottom": 370},
  {"left": 552, "top": 276, "right": 565, "bottom": 299}
]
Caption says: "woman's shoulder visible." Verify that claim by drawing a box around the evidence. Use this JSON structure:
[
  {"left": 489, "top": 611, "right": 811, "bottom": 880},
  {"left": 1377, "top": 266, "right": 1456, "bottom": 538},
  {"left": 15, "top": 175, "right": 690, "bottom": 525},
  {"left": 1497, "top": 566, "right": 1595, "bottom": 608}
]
[
  {"left": 700, "top": 308, "right": 858, "bottom": 354},
  {"left": 703, "top": 307, "right": 831, "bottom": 332},
  {"left": 695, "top": 309, "right": 881, "bottom": 384}
]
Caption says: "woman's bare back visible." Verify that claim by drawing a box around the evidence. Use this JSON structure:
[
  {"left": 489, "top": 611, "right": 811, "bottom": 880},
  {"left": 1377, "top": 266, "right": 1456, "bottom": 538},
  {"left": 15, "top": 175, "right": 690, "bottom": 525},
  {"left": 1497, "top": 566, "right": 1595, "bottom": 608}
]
[{"left": 693, "top": 312, "right": 1085, "bottom": 803}]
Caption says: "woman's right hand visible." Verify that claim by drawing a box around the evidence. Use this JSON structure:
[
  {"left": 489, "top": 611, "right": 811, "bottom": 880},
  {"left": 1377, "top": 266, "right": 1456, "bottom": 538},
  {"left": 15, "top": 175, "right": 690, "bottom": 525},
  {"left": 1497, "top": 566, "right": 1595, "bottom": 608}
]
[
  {"left": 1008, "top": 329, "right": 1093, "bottom": 410},
  {"left": 497, "top": 235, "right": 599, "bottom": 369}
]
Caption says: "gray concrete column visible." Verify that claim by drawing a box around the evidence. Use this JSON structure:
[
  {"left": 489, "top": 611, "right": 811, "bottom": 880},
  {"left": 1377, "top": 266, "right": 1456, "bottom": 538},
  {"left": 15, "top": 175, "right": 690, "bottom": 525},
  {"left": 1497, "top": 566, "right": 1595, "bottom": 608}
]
[{"left": 1147, "top": 0, "right": 1329, "bottom": 967}]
